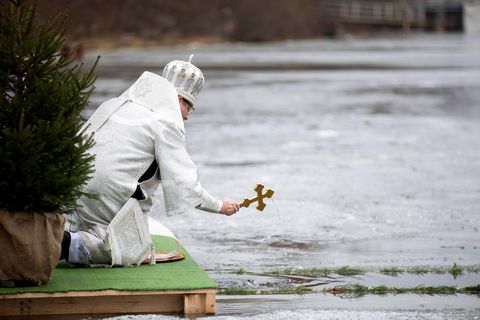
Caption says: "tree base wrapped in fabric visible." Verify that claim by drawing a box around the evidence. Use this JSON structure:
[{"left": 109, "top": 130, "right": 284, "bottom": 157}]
[{"left": 0, "top": 210, "right": 64, "bottom": 287}]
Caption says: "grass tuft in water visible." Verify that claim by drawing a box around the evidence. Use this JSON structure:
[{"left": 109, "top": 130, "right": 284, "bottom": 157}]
[
  {"left": 265, "top": 266, "right": 365, "bottom": 277},
  {"left": 230, "top": 268, "right": 248, "bottom": 275},
  {"left": 380, "top": 267, "right": 404, "bottom": 276},
  {"left": 335, "top": 266, "right": 364, "bottom": 276},
  {"left": 231, "top": 262, "right": 479, "bottom": 279},
  {"left": 465, "top": 266, "right": 480, "bottom": 273},
  {"left": 266, "top": 267, "right": 332, "bottom": 277},
  {"left": 219, "top": 286, "right": 314, "bottom": 295},
  {"left": 261, "top": 286, "right": 314, "bottom": 295},
  {"left": 324, "top": 285, "right": 461, "bottom": 297},
  {"left": 460, "top": 284, "right": 480, "bottom": 295},
  {"left": 406, "top": 263, "right": 465, "bottom": 277},
  {"left": 409, "top": 267, "right": 430, "bottom": 275},
  {"left": 218, "top": 288, "right": 257, "bottom": 295},
  {"left": 448, "top": 262, "right": 463, "bottom": 278},
  {"left": 219, "top": 284, "right": 480, "bottom": 296}
]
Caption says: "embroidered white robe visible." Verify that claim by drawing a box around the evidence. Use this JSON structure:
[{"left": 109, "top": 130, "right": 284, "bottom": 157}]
[{"left": 66, "top": 72, "right": 222, "bottom": 264}]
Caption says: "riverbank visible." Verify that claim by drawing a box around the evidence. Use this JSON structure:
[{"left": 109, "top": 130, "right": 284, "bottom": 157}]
[{"left": 67, "top": 35, "right": 231, "bottom": 51}]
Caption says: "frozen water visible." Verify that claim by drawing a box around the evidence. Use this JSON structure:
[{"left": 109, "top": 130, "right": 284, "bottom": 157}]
[
  {"left": 85, "top": 34, "right": 480, "bottom": 318},
  {"left": 107, "top": 309, "right": 479, "bottom": 320}
]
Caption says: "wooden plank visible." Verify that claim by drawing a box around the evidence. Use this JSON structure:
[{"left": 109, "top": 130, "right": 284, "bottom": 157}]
[
  {"left": 206, "top": 291, "right": 216, "bottom": 314},
  {"left": 184, "top": 293, "right": 206, "bottom": 315},
  {"left": 0, "top": 289, "right": 217, "bottom": 317},
  {"left": 183, "top": 291, "right": 216, "bottom": 315},
  {"left": 0, "top": 293, "right": 183, "bottom": 316},
  {"left": 0, "top": 288, "right": 216, "bottom": 299}
]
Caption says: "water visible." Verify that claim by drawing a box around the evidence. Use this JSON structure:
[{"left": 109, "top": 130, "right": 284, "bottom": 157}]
[
  {"left": 106, "top": 308, "right": 480, "bottom": 320},
  {"left": 84, "top": 34, "right": 480, "bottom": 319}
]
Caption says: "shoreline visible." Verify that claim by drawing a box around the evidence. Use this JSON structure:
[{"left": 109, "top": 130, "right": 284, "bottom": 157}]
[
  {"left": 66, "top": 35, "right": 234, "bottom": 51},
  {"left": 65, "top": 30, "right": 457, "bottom": 51}
]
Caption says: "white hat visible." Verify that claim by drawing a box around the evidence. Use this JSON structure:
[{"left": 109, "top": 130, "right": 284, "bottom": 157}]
[{"left": 162, "top": 54, "right": 204, "bottom": 107}]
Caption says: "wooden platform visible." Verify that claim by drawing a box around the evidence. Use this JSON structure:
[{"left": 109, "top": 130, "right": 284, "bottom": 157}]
[
  {"left": 0, "top": 236, "right": 217, "bottom": 318},
  {"left": 0, "top": 288, "right": 216, "bottom": 318}
]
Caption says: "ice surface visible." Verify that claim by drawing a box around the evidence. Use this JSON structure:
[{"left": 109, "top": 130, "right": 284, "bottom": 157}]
[{"left": 85, "top": 34, "right": 480, "bottom": 319}]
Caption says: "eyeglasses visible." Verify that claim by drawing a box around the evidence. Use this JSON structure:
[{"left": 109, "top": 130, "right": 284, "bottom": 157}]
[{"left": 185, "top": 100, "right": 195, "bottom": 115}]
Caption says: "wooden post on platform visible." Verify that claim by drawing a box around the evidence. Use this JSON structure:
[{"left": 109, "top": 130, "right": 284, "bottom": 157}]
[{"left": 184, "top": 291, "right": 216, "bottom": 315}]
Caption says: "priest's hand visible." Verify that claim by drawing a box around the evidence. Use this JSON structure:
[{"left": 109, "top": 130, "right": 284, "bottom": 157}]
[{"left": 220, "top": 199, "right": 240, "bottom": 216}]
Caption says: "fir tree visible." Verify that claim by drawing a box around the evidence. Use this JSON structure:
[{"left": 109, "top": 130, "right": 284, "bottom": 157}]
[{"left": 0, "top": 1, "right": 97, "bottom": 213}]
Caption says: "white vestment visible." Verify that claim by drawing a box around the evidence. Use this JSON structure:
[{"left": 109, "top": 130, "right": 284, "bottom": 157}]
[{"left": 65, "top": 72, "right": 222, "bottom": 265}]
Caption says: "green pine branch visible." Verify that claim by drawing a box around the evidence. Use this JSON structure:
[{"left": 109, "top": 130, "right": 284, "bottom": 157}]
[{"left": 0, "top": 2, "right": 97, "bottom": 213}]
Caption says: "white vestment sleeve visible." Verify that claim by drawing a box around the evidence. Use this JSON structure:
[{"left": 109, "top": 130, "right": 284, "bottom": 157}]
[{"left": 156, "top": 122, "right": 222, "bottom": 216}]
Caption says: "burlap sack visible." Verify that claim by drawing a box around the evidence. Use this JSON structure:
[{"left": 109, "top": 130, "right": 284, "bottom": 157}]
[{"left": 0, "top": 210, "right": 64, "bottom": 286}]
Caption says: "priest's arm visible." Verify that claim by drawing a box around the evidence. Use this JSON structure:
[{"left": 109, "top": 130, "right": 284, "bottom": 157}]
[{"left": 155, "top": 122, "right": 239, "bottom": 216}]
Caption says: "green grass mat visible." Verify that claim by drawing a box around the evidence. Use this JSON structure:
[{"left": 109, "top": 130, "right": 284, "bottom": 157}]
[{"left": 0, "top": 235, "right": 217, "bottom": 295}]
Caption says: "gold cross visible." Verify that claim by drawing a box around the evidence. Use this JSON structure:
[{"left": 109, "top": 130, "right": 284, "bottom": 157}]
[{"left": 240, "top": 184, "right": 274, "bottom": 211}]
